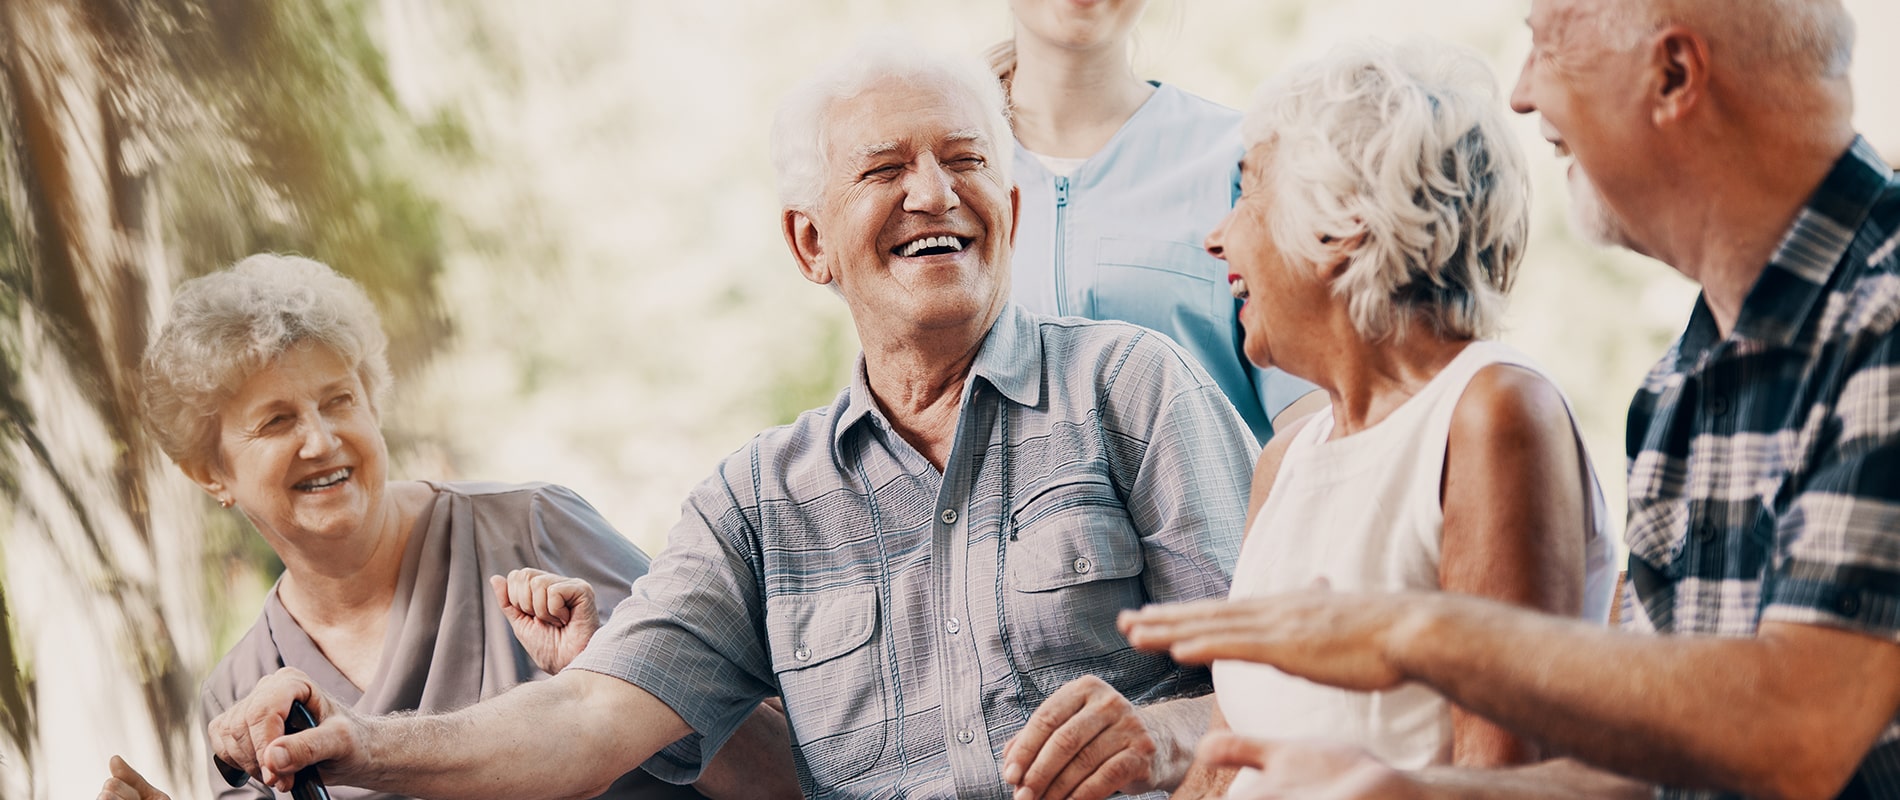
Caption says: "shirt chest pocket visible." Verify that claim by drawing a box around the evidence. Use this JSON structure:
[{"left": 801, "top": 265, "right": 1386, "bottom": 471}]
[
  {"left": 1008, "top": 476, "right": 1145, "bottom": 590},
  {"left": 1002, "top": 476, "right": 1148, "bottom": 697},
  {"left": 766, "top": 587, "right": 888, "bottom": 786}
]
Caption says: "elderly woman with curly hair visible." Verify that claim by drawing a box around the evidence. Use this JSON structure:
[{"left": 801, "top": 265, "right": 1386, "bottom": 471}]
[
  {"left": 99, "top": 255, "right": 792, "bottom": 800},
  {"left": 1163, "top": 40, "right": 1620, "bottom": 795}
]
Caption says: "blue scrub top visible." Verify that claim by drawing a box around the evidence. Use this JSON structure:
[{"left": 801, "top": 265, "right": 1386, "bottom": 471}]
[{"left": 1009, "top": 83, "right": 1316, "bottom": 446}]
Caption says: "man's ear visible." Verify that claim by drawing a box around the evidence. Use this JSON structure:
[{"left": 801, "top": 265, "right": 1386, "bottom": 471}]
[
  {"left": 1649, "top": 25, "right": 1709, "bottom": 127},
  {"left": 782, "top": 208, "right": 831, "bottom": 286}
]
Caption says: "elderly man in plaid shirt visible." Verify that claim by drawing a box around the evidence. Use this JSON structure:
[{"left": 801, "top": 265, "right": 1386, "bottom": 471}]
[{"left": 1121, "top": 0, "right": 1900, "bottom": 798}]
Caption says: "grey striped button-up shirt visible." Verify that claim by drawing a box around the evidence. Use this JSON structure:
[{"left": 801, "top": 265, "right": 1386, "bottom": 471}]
[{"left": 571, "top": 304, "right": 1254, "bottom": 799}]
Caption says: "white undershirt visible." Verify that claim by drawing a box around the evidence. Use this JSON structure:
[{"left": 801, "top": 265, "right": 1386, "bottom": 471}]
[{"left": 1027, "top": 150, "right": 1087, "bottom": 177}]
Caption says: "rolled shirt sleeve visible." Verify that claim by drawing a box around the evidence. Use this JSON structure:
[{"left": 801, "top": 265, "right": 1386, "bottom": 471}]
[
  {"left": 566, "top": 470, "right": 775, "bottom": 784},
  {"left": 1765, "top": 339, "right": 1900, "bottom": 639}
]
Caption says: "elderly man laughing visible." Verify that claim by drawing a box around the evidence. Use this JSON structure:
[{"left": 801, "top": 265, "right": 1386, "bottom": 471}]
[{"left": 205, "top": 38, "right": 1251, "bottom": 800}]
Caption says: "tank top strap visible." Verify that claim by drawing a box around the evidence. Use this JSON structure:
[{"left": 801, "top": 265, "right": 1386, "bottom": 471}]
[
  {"left": 1407, "top": 341, "right": 1618, "bottom": 622},
  {"left": 1403, "top": 341, "right": 1550, "bottom": 528}
]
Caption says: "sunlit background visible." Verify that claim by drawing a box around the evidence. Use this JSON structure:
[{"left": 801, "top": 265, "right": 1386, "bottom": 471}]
[{"left": 2, "top": 0, "right": 1895, "bottom": 796}]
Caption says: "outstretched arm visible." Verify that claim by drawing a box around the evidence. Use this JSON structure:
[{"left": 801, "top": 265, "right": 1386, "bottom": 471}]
[
  {"left": 1121, "top": 593, "right": 1900, "bottom": 799},
  {"left": 210, "top": 666, "right": 690, "bottom": 800}
]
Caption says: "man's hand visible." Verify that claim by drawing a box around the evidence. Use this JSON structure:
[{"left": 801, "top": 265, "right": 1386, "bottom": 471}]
[
  {"left": 97, "top": 756, "right": 172, "bottom": 800},
  {"left": 1000, "top": 675, "right": 1179, "bottom": 800},
  {"left": 207, "top": 667, "right": 367, "bottom": 793},
  {"left": 1118, "top": 588, "right": 1418, "bottom": 692},
  {"left": 1199, "top": 732, "right": 1424, "bottom": 800},
  {"left": 490, "top": 568, "right": 601, "bottom": 674}
]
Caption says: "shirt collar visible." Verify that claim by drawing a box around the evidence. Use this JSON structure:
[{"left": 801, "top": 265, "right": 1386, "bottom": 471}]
[
  {"left": 1011, "top": 82, "right": 1176, "bottom": 183},
  {"left": 831, "top": 304, "right": 1044, "bottom": 459},
  {"left": 1678, "top": 136, "right": 1892, "bottom": 366}
]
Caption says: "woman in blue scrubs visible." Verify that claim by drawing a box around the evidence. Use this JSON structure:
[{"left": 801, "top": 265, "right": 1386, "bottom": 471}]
[{"left": 990, "top": 0, "right": 1321, "bottom": 445}]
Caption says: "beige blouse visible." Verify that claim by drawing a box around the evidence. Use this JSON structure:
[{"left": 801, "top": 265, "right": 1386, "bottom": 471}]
[{"left": 201, "top": 481, "right": 701, "bottom": 800}]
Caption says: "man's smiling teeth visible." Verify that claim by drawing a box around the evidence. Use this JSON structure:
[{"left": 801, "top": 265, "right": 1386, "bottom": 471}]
[
  {"left": 897, "top": 236, "right": 966, "bottom": 257},
  {"left": 1230, "top": 276, "right": 1250, "bottom": 300},
  {"left": 295, "top": 467, "right": 351, "bottom": 491}
]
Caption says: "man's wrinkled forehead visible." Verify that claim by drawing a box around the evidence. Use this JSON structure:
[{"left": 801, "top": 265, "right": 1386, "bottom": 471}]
[
  {"left": 822, "top": 76, "right": 996, "bottom": 161},
  {"left": 1529, "top": 0, "right": 1624, "bottom": 51}
]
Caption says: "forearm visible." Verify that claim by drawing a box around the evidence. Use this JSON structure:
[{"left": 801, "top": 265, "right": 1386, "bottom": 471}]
[
  {"left": 1137, "top": 694, "right": 1215, "bottom": 789},
  {"left": 1392, "top": 597, "right": 1895, "bottom": 797},
  {"left": 1169, "top": 703, "right": 1235, "bottom": 799},
  {"left": 692, "top": 701, "right": 798, "bottom": 800},
  {"left": 352, "top": 671, "right": 689, "bottom": 800}
]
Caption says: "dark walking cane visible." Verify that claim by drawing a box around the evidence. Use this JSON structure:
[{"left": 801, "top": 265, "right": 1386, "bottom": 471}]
[{"left": 213, "top": 699, "right": 333, "bottom": 800}]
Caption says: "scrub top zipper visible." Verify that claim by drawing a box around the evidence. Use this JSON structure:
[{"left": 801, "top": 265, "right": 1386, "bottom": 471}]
[{"left": 1053, "top": 175, "right": 1070, "bottom": 317}]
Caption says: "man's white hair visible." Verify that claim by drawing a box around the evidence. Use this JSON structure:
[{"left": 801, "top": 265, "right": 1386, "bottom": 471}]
[
  {"left": 772, "top": 35, "right": 1013, "bottom": 213},
  {"left": 1243, "top": 39, "right": 1529, "bottom": 342},
  {"left": 1588, "top": 0, "right": 1856, "bottom": 79}
]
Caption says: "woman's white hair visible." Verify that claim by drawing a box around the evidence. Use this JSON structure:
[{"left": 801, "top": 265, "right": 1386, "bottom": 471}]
[
  {"left": 140, "top": 253, "right": 392, "bottom": 469},
  {"left": 1244, "top": 39, "right": 1529, "bottom": 342},
  {"left": 772, "top": 35, "right": 1013, "bottom": 212}
]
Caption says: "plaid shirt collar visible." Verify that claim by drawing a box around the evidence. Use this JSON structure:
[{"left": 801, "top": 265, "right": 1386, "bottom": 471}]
[
  {"left": 832, "top": 303, "right": 1044, "bottom": 460},
  {"left": 1674, "top": 136, "right": 1894, "bottom": 368}
]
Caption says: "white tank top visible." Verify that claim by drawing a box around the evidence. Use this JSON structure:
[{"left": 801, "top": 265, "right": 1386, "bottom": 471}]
[{"left": 1213, "top": 341, "right": 1617, "bottom": 785}]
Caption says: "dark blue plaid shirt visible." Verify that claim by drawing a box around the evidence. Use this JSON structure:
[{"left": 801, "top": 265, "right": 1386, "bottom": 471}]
[{"left": 1621, "top": 137, "right": 1900, "bottom": 799}]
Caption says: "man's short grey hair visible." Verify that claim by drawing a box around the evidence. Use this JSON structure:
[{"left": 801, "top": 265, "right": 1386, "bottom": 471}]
[
  {"left": 140, "top": 253, "right": 392, "bottom": 470},
  {"left": 1243, "top": 39, "right": 1529, "bottom": 342},
  {"left": 772, "top": 35, "right": 1013, "bottom": 213},
  {"left": 1588, "top": 0, "right": 1855, "bottom": 79}
]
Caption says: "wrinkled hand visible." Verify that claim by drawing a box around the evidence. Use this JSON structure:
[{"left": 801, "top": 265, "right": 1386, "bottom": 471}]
[
  {"left": 1198, "top": 732, "right": 1422, "bottom": 800},
  {"left": 207, "top": 667, "right": 366, "bottom": 793},
  {"left": 490, "top": 567, "right": 601, "bottom": 674},
  {"left": 98, "top": 756, "right": 171, "bottom": 800},
  {"left": 1118, "top": 588, "right": 1419, "bottom": 693},
  {"left": 1001, "top": 675, "right": 1160, "bottom": 800}
]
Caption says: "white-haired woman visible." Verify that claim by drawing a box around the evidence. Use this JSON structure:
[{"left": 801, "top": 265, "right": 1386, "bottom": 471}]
[
  {"left": 1185, "top": 40, "right": 1618, "bottom": 792},
  {"left": 991, "top": 0, "right": 1322, "bottom": 447},
  {"left": 101, "top": 255, "right": 792, "bottom": 800}
]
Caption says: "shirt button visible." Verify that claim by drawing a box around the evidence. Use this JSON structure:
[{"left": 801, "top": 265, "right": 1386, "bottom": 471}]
[
  {"left": 941, "top": 508, "right": 958, "bottom": 524},
  {"left": 956, "top": 729, "right": 975, "bottom": 744},
  {"left": 793, "top": 647, "right": 812, "bottom": 662},
  {"left": 1694, "top": 523, "right": 1717, "bottom": 543},
  {"left": 1837, "top": 591, "right": 1862, "bottom": 617},
  {"left": 946, "top": 617, "right": 961, "bottom": 635},
  {"left": 1708, "top": 396, "right": 1730, "bottom": 416},
  {"left": 1073, "top": 557, "right": 1093, "bottom": 574}
]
